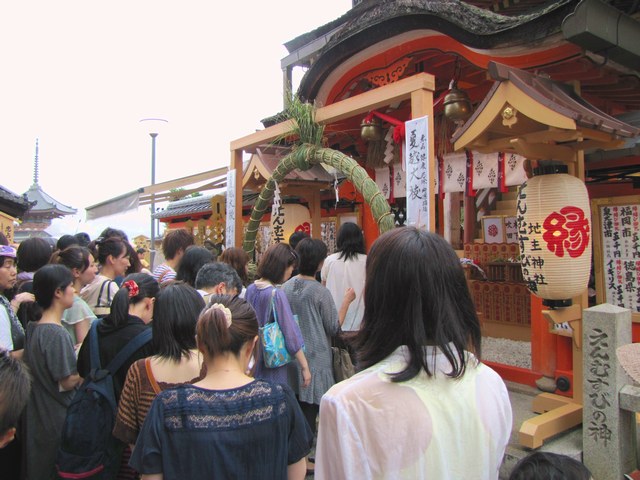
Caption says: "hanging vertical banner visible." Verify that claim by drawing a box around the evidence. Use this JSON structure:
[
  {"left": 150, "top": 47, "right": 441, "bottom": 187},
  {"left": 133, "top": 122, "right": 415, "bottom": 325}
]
[
  {"left": 404, "top": 115, "right": 430, "bottom": 230},
  {"left": 225, "top": 169, "right": 236, "bottom": 249},
  {"left": 374, "top": 167, "right": 391, "bottom": 199},
  {"left": 392, "top": 162, "right": 406, "bottom": 198}
]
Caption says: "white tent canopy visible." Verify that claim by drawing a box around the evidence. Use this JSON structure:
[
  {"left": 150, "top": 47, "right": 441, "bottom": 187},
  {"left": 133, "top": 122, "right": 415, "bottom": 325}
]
[{"left": 85, "top": 167, "right": 228, "bottom": 221}]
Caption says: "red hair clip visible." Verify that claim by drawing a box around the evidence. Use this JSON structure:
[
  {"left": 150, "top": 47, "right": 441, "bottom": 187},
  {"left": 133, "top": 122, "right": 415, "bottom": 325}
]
[{"left": 123, "top": 280, "right": 139, "bottom": 298}]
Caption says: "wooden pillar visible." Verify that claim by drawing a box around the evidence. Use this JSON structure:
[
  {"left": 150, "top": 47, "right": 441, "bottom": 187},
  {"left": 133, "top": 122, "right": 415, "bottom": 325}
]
[
  {"left": 230, "top": 149, "right": 244, "bottom": 247},
  {"left": 310, "top": 189, "right": 321, "bottom": 239},
  {"left": 411, "top": 88, "right": 436, "bottom": 232},
  {"left": 444, "top": 192, "right": 462, "bottom": 249},
  {"left": 463, "top": 194, "right": 476, "bottom": 244}
]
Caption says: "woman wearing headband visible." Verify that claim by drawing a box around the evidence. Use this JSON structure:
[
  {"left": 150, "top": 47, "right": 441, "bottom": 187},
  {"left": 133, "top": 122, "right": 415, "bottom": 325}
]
[
  {"left": 0, "top": 246, "right": 25, "bottom": 356},
  {"left": 131, "top": 295, "right": 313, "bottom": 480}
]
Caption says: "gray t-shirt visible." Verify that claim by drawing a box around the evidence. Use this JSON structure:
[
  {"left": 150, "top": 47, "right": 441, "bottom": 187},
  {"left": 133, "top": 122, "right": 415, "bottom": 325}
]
[{"left": 24, "top": 322, "right": 77, "bottom": 480}]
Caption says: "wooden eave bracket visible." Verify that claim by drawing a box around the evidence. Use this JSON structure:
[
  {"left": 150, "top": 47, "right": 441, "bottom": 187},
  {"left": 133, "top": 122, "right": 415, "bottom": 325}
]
[
  {"left": 510, "top": 138, "right": 576, "bottom": 163},
  {"left": 542, "top": 304, "right": 583, "bottom": 349}
]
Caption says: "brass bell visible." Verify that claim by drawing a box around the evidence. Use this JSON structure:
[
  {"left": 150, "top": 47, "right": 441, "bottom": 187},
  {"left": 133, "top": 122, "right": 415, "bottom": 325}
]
[
  {"left": 443, "top": 83, "right": 472, "bottom": 122},
  {"left": 360, "top": 117, "right": 383, "bottom": 142}
]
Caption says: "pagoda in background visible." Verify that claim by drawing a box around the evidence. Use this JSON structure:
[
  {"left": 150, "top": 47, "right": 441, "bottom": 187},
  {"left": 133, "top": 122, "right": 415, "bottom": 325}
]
[{"left": 14, "top": 139, "right": 77, "bottom": 243}]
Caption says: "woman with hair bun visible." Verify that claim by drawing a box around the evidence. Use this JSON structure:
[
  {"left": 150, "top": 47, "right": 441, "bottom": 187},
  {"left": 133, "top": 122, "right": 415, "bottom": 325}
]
[
  {"left": 81, "top": 237, "right": 131, "bottom": 318},
  {"left": 50, "top": 245, "right": 98, "bottom": 345},
  {"left": 131, "top": 295, "right": 313, "bottom": 480},
  {"left": 23, "top": 264, "right": 82, "bottom": 480}
]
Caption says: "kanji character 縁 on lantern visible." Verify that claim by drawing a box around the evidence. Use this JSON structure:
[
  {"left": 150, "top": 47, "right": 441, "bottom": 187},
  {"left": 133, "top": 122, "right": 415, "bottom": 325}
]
[{"left": 516, "top": 167, "right": 592, "bottom": 307}]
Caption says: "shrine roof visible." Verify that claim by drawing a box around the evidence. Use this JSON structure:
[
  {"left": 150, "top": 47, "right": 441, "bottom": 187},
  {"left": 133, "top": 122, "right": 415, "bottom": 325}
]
[
  {"left": 24, "top": 183, "right": 76, "bottom": 216},
  {"left": 0, "top": 184, "right": 33, "bottom": 218},
  {"left": 153, "top": 194, "right": 217, "bottom": 220},
  {"left": 242, "top": 149, "right": 341, "bottom": 190},
  {"left": 452, "top": 61, "right": 640, "bottom": 147}
]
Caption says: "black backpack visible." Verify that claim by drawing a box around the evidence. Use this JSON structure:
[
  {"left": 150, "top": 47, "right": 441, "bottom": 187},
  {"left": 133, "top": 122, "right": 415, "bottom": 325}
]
[{"left": 56, "top": 319, "right": 152, "bottom": 479}]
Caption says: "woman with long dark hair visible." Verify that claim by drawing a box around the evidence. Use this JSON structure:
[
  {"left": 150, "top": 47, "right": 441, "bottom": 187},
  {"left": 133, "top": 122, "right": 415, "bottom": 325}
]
[
  {"left": 130, "top": 295, "right": 313, "bottom": 479},
  {"left": 23, "top": 264, "right": 82, "bottom": 479},
  {"left": 320, "top": 222, "right": 366, "bottom": 332},
  {"left": 113, "top": 282, "right": 206, "bottom": 447},
  {"left": 175, "top": 246, "right": 215, "bottom": 288},
  {"left": 315, "top": 228, "right": 512, "bottom": 480}
]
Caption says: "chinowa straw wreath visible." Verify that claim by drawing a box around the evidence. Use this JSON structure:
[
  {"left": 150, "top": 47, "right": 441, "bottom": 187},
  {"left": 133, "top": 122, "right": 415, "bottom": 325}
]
[{"left": 243, "top": 97, "right": 395, "bottom": 257}]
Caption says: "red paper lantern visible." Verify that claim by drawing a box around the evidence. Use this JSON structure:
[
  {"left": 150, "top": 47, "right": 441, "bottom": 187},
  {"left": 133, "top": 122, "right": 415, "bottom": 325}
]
[{"left": 516, "top": 168, "right": 592, "bottom": 307}]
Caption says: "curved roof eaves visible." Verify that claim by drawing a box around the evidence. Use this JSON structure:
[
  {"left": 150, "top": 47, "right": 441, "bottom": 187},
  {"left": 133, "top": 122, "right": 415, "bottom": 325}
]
[{"left": 297, "top": 0, "right": 578, "bottom": 101}]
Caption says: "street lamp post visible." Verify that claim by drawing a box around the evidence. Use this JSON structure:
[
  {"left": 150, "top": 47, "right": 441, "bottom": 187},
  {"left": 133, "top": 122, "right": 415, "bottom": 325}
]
[
  {"left": 149, "top": 132, "right": 158, "bottom": 269},
  {"left": 140, "top": 118, "right": 168, "bottom": 270}
]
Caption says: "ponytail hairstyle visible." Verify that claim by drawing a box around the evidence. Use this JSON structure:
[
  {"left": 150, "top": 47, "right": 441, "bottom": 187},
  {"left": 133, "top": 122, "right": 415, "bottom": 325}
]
[
  {"left": 107, "top": 273, "right": 159, "bottom": 328},
  {"left": 91, "top": 237, "right": 127, "bottom": 266},
  {"left": 32, "top": 264, "right": 74, "bottom": 314},
  {"left": 50, "top": 246, "right": 91, "bottom": 273},
  {"left": 196, "top": 294, "right": 258, "bottom": 358}
]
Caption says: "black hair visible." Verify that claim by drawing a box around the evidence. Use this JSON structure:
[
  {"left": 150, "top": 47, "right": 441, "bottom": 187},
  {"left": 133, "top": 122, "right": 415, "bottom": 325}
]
[
  {"left": 354, "top": 227, "right": 481, "bottom": 382},
  {"left": 161, "top": 229, "right": 194, "bottom": 260},
  {"left": 288, "top": 231, "right": 309, "bottom": 250},
  {"left": 32, "top": 264, "right": 74, "bottom": 311},
  {"left": 176, "top": 246, "right": 215, "bottom": 287},
  {"left": 50, "top": 246, "right": 91, "bottom": 272},
  {"left": 0, "top": 351, "right": 31, "bottom": 435},
  {"left": 98, "top": 227, "right": 128, "bottom": 242},
  {"left": 16, "top": 237, "right": 52, "bottom": 273},
  {"left": 74, "top": 232, "right": 91, "bottom": 247},
  {"left": 256, "top": 243, "right": 297, "bottom": 284},
  {"left": 152, "top": 282, "right": 205, "bottom": 361},
  {"left": 296, "top": 238, "right": 328, "bottom": 276},
  {"left": 56, "top": 234, "right": 79, "bottom": 252},
  {"left": 336, "top": 222, "right": 365, "bottom": 261},
  {"left": 509, "top": 452, "right": 592, "bottom": 480},
  {"left": 107, "top": 273, "right": 159, "bottom": 328},
  {"left": 197, "top": 294, "right": 258, "bottom": 358},
  {"left": 125, "top": 242, "right": 143, "bottom": 275},
  {"left": 92, "top": 237, "right": 127, "bottom": 266}
]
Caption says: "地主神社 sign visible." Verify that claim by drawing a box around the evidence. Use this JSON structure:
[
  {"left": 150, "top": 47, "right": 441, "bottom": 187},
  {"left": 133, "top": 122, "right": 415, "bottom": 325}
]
[{"left": 404, "top": 115, "right": 430, "bottom": 229}]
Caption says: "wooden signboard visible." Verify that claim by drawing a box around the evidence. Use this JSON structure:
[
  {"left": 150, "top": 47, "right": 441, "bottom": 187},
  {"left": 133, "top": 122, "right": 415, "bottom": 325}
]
[{"left": 592, "top": 195, "right": 640, "bottom": 322}]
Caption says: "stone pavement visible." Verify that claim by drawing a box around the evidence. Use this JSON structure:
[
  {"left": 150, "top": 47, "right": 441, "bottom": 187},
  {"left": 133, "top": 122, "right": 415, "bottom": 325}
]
[{"left": 500, "top": 381, "right": 583, "bottom": 479}]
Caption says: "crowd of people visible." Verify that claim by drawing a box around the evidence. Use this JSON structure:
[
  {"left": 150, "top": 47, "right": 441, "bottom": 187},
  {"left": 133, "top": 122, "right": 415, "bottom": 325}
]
[{"left": 0, "top": 224, "right": 594, "bottom": 479}]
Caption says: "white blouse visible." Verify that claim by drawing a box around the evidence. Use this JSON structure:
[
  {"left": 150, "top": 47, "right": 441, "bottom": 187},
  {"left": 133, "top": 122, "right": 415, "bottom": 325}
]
[
  {"left": 320, "top": 252, "right": 366, "bottom": 331},
  {"left": 316, "top": 345, "right": 512, "bottom": 480}
]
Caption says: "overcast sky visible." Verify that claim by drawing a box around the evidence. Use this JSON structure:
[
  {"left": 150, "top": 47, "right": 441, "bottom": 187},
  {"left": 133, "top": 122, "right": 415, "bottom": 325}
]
[{"left": 1, "top": 0, "right": 351, "bottom": 239}]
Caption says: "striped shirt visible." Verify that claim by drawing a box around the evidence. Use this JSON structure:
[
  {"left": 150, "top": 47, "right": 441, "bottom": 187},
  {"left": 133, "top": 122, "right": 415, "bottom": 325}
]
[
  {"left": 113, "top": 358, "right": 205, "bottom": 445},
  {"left": 151, "top": 264, "right": 176, "bottom": 284}
]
